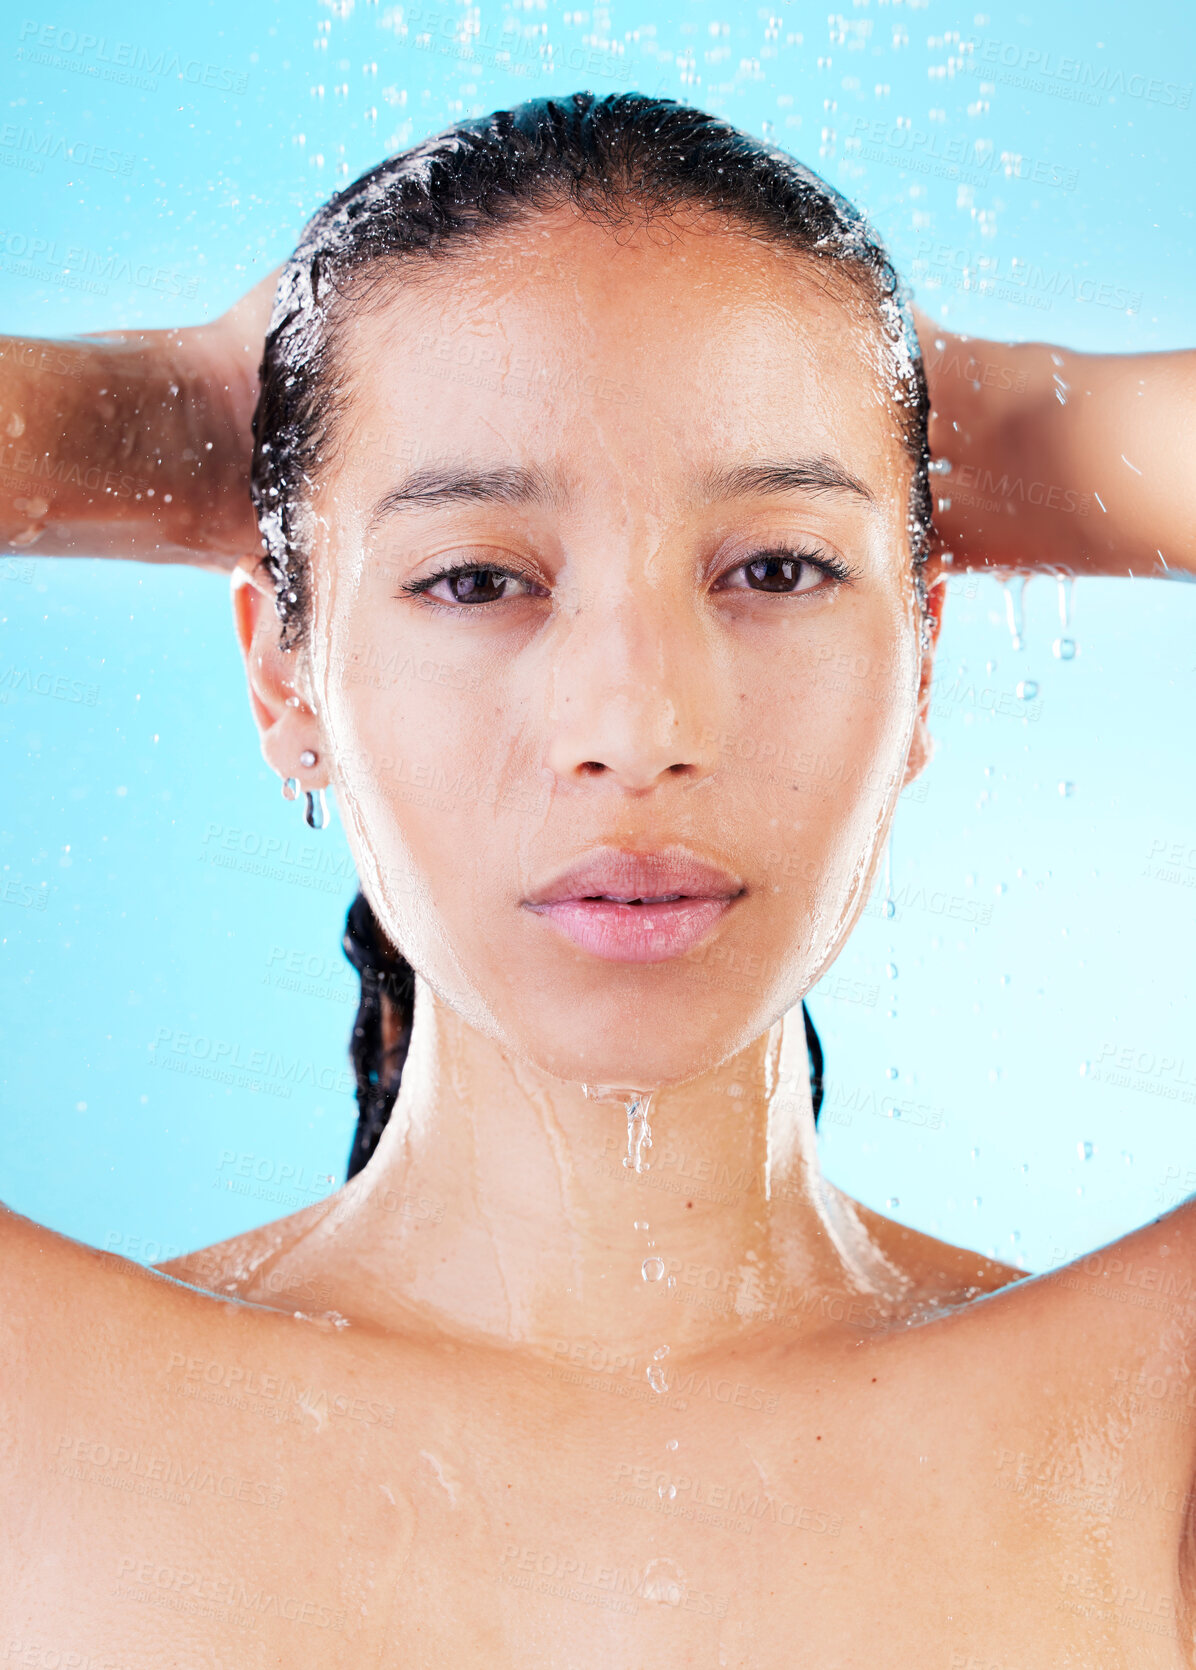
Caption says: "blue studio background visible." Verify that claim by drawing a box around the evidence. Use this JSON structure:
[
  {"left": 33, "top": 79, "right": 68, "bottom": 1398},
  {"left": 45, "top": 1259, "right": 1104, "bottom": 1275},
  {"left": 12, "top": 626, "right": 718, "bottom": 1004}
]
[{"left": 1, "top": 0, "right": 1193, "bottom": 1272}]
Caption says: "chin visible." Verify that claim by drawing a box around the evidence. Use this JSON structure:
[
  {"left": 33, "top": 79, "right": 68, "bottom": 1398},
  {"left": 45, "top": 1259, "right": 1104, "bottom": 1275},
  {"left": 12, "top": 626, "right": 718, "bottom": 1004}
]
[{"left": 488, "top": 977, "right": 794, "bottom": 1092}]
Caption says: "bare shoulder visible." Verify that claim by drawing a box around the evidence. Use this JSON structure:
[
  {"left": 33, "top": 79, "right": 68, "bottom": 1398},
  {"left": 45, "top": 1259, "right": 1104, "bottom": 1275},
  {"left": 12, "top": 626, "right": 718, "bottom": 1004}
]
[
  {"left": 0, "top": 1195, "right": 220, "bottom": 1398},
  {"left": 1034, "top": 1193, "right": 1196, "bottom": 1331},
  {"left": 155, "top": 1192, "right": 345, "bottom": 1309},
  {"left": 838, "top": 1188, "right": 1029, "bottom": 1307},
  {"left": 0, "top": 1196, "right": 138, "bottom": 1319}
]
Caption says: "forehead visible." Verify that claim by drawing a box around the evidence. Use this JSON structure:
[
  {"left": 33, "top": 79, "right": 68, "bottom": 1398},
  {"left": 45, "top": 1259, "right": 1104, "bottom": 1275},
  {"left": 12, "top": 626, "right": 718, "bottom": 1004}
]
[{"left": 328, "top": 208, "right": 908, "bottom": 503}]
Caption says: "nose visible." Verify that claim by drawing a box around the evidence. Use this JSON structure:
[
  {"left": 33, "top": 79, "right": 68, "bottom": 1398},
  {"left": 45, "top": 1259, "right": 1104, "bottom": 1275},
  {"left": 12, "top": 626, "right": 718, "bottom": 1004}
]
[{"left": 540, "top": 587, "right": 718, "bottom": 793}]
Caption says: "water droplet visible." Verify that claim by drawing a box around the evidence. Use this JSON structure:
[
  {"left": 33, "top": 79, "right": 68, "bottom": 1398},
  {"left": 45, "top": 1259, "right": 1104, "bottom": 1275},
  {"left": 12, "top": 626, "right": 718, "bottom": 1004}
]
[
  {"left": 665, "top": 1438, "right": 679, "bottom": 1451},
  {"left": 646, "top": 1364, "right": 670, "bottom": 1393},
  {"left": 634, "top": 1220, "right": 650, "bottom": 1232},
  {"left": 887, "top": 1196, "right": 900, "bottom": 1209},
  {"left": 1079, "top": 1140, "right": 1094, "bottom": 1161},
  {"left": 658, "top": 1479, "right": 677, "bottom": 1500},
  {"left": 886, "top": 1066, "right": 899, "bottom": 1080},
  {"left": 652, "top": 1344, "right": 671, "bottom": 1360},
  {"left": 1015, "top": 679, "right": 1038, "bottom": 700},
  {"left": 1056, "top": 572, "right": 1074, "bottom": 631},
  {"left": 886, "top": 962, "right": 898, "bottom": 979},
  {"left": 1058, "top": 781, "right": 1075, "bottom": 797},
  {"left": 1052, "top": 637, "right": 1076, "bottom": 660},
  {"left": 642, "top": 1257, "right": 666, "bottom": 1283},
  {"left": 642, "top": 1557, "right": 685, "bottom": 1604}
]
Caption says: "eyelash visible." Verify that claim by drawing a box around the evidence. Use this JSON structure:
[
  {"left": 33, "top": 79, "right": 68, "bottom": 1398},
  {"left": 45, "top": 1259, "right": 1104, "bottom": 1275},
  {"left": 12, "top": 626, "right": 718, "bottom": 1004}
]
[{"left": 399, "top": 547, "right": 855, "bottom": 611}]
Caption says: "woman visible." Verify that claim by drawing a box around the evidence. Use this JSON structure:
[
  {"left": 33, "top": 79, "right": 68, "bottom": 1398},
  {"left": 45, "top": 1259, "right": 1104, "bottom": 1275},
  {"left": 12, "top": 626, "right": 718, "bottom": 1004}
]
[{"left": 2, "top": 93, "right": 1194, "bottom": 1667}]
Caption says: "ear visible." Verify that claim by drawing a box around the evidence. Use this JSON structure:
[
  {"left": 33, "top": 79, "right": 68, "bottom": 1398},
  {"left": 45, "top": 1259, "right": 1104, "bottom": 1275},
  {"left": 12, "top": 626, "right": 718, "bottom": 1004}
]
[
  {"left": 230, "top": 557, "right": 327, "bottom": 790},
  {"left": 900, "top": 554, "right": 948, "bottom": 788}
]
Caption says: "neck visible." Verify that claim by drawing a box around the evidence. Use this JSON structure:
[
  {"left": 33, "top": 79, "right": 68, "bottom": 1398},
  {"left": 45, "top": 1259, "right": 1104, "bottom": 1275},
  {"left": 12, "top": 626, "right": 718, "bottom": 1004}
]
[{"left": 306, "top": 978, "right": 906, "bottom": 1360}]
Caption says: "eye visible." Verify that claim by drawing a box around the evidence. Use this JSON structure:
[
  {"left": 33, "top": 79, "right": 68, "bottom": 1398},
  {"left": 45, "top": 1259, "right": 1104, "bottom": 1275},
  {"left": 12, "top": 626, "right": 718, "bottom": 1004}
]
[
  {"left": 716, "top": 546, "right": 853, "bottom": 596},
  {"left": 400, "top": 561, "right": 545, "bottom": 608}
]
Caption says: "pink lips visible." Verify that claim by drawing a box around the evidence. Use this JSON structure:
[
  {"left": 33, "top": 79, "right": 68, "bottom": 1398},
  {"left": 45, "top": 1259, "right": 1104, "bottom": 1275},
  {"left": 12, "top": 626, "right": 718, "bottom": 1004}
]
[{"left": 522, "top": 847, "right": 744, "bottom": 964}]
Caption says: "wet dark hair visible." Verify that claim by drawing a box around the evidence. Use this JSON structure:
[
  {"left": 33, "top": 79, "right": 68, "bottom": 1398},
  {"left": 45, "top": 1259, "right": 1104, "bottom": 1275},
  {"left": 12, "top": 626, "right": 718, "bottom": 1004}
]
[{"left": 248, "top": 91, "right": 929, "bottom": 1179}]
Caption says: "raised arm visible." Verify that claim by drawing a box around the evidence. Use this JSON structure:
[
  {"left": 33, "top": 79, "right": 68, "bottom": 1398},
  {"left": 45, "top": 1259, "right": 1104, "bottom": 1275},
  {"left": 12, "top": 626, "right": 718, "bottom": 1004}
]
[
  {"left": 0, "top": 271, "right": 278, "bottom": 572},
  {"left": 915, "top": 309, "right": 1196, "bottom": 580}
]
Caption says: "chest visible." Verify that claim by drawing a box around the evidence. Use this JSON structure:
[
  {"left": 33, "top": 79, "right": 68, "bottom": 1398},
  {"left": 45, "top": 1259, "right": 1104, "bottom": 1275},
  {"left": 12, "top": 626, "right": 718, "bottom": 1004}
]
[{"left": 17, "top": 1340, "right": 1195, "bottom": 1670}]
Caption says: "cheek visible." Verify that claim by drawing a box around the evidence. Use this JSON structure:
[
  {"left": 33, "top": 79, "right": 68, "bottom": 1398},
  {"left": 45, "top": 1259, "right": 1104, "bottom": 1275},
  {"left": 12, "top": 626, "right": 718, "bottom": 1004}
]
[
  {"left": 735, "top": 617, "right": 920, "bottom": 964},
  {"left": 319, "top": 616, "right": 537, "bottom": 984}
]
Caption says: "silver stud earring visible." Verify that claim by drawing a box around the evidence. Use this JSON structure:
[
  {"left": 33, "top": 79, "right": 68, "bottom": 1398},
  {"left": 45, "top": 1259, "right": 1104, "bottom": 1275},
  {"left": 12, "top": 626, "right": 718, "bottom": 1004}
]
[{"left": 300, "top": 748, "right": 318, "bottom": 768}]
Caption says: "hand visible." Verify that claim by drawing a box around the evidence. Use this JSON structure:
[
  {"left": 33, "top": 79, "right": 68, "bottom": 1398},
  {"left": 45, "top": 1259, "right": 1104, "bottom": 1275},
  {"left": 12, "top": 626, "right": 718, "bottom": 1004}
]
[{"left": 141, "top": 266, "right": 282, "bottom": 571}]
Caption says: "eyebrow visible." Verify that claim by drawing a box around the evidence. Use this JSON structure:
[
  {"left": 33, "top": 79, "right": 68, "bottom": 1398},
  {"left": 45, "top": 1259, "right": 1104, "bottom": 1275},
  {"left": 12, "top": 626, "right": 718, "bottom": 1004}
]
[
  {"left": 365, "top": 452, "right": 875, "bottom": 528},
  {"left": 696, "top": 456, "right": 876, "bottom": 505},
  {"left": 366, "top": 462, "right": 567, "bottom": 528}
]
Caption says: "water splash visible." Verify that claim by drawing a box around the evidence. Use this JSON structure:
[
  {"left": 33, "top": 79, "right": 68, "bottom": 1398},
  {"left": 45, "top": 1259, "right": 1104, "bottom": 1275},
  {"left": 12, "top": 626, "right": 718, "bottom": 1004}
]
[
  {"left": 580, "top": 1084, "right": 656, "bottom": 1174},
  {"left": 625, "top": 1094, "right": 654, "bottom": 1173},
  {"left": 1001, "top": 574, "right": 1029, "bottom": 653}
]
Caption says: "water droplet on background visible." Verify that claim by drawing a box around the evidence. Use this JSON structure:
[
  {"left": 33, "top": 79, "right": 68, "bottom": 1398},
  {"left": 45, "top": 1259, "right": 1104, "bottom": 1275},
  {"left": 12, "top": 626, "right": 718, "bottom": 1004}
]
[{"left": 642, "top": 1257, "right": 665, "bottom": 1283}]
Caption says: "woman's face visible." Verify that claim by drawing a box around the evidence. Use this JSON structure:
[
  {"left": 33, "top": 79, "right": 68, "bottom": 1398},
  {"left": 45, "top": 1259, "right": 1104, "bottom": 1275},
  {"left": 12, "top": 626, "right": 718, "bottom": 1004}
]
[{"left": 288, "top": 207, "right": 938, "bottom": 1089}]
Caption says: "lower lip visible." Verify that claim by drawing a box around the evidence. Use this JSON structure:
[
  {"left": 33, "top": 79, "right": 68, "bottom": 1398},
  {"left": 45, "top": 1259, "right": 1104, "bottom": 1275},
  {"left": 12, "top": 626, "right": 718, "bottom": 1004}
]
[{"left": 525, "top": 896, "right": 738, "bottom": 963}]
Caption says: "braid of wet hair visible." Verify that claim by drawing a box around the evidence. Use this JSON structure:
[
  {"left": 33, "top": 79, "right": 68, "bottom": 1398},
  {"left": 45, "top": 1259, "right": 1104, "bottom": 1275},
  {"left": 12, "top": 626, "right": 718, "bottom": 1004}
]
[
  {"left": 341, "top": 891, "right": 415, "bottom": 1179},
  {"left": 340, "top": 890, "right": 825, "bottom": 1181}
]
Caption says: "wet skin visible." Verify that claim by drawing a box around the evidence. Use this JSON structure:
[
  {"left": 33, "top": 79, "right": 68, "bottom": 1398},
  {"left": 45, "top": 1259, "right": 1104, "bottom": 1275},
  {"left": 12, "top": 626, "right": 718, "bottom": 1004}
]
[{"left": 4, "top": 208, "right": 1196, "bottom": 1667}]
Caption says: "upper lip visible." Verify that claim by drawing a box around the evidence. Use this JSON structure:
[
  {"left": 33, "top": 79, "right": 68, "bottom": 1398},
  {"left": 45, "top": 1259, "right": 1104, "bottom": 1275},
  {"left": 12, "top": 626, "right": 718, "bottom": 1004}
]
[{"left": 524, "top": 846, "right": 746, "bottom": 907}]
